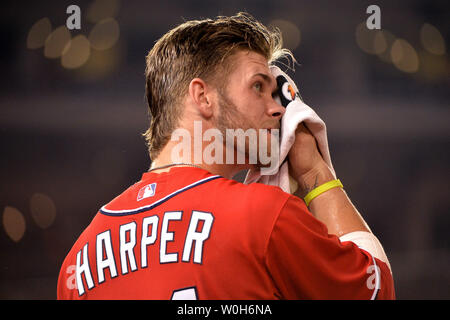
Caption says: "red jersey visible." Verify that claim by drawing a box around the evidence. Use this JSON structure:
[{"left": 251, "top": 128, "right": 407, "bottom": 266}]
[{"left": 57, "top": 167, "right": 395, "bottom": 299}]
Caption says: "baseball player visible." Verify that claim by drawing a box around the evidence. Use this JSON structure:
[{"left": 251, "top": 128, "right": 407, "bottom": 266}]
[{"left": 57, "top": 12, "right": 395, "bottom": 300}]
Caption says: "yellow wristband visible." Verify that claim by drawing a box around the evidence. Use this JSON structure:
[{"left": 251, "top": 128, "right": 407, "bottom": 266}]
[{"left": 304, "top": 179, "right": 343, "bottom": 206}]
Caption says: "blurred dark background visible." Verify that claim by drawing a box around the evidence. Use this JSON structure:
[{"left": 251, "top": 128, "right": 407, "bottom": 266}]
[{"left": 0, "top": 0, "right": 448, "bottom": 299}]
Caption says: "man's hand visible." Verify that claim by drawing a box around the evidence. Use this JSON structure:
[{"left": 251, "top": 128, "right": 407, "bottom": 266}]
[
  {"left": 271, "top": 67, "right": 334, "bottom": 196},
  {"left": 272, "top": 67, "right": 372, "bottom": 238},
  {"left": 288, "top": 121, "right": 371, "bottom": 237},
  {"left": 288, "top": 123, "right": 335, "bottom": 198}
]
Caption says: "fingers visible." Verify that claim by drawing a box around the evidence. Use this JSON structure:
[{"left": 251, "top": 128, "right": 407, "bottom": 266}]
[{"left": 295, "top": 122, "right": 312, "bottom": 135}]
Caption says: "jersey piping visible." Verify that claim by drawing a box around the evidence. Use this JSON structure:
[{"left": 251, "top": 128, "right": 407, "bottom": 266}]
[{"left": 99, "top": 175, "right": 222, "bottom": 217}]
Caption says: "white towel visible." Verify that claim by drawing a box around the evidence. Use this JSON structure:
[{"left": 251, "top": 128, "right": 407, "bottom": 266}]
[{"left": 244, "top": 66, "right": 336, "bottom": 194}]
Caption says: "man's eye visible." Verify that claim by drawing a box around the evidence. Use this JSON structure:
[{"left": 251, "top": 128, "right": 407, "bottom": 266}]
[{"left": 253, "top": 82, "right": 262, "bottom": 92}]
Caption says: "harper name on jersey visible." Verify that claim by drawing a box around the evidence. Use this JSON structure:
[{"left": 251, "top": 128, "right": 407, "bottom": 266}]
[{"left": 74, "top": 209, "right": 214, "bottom": 296}]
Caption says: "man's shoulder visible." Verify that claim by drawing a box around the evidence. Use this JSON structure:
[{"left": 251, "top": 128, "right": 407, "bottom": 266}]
[
  {"left": 214, "top": 175, "right": 287, "bottom": 196},
  {"left": 215, "top": 178, "right": 293, "bottom": 213}
]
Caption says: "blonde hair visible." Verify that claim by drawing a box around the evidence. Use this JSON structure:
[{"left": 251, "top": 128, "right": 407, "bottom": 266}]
[{"left": 144, "top": 12, "right": 294, "bottom": 160}]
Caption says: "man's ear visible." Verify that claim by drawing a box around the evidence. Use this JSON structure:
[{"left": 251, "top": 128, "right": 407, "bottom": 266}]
[{"left": 188, "top": 78, "right": 214, "bottom": 118}]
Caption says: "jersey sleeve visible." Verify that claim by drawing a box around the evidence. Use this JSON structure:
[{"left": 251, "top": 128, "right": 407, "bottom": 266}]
[{"left": 264, "top": 195, "right": 395, "bottom": 300}]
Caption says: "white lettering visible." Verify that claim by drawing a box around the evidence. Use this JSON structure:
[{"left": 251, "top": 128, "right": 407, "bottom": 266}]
[
  {"left": 119, "top": 222, "right": 138, "bottom": 274},
  {"left": 160, "top": 211, "right": 182, "bottom": 263},
  {"left": 366, "top": 5, "right": 381, "bottom": 30},
  {"left": 96, "top": 230, "right": 118, "bottom": 283},
  {"left": 203, "top": 128, "right": 223, "bottom": 165},
  {"left": 171, "top": 128, "right": 191, "bottom": 163},
  {"left": 75, "top": 243, "right": 94, "bottom": 296},
  {"left": 65, "top": 264, "right": 77, "bottom": 290},
  {"left": 141, "top": 215, "right": 159, "bottom": 268},
  {"left": 66, "top": 5, "right": 81, "bottom": 30},
  {"left": 182, "top": 211, "right": 214, "bottom": 264}
]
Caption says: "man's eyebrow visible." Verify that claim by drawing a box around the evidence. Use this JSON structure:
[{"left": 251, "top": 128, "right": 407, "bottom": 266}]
[{"left": 252, "top": 72, "right": 277, "bottom": 93}]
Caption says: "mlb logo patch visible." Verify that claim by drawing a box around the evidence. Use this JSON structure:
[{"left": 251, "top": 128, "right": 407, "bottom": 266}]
[{"left": 137, "top": 183, "right": 157, "bottom": 201}]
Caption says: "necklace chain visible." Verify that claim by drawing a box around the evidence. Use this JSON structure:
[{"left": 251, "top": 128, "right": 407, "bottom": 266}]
[{"left": 148, "top": 163, "right": 204, "bottom": 172}]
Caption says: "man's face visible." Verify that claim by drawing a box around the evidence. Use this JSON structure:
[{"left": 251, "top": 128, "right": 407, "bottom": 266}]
[{"left": 214, "top": 50, "right": 285, "bottom": 167}]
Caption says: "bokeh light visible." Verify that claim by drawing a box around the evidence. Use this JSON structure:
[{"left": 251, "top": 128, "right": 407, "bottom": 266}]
[
  {"left": 418, "top": 50, "right": 449, "bottom": 81},
  {"left": 87, "top": 0, "right": 121, "bottom": 23},
  {"left": 420, "top": 23, "right": 446, "bottom": 55},
  {"left": 355, "top": 23, "right": 386, "bottom": 55},
  {"left": 376, "top": 30, "right": 396, "bottom": 63},
  {"left": 26, "top": 17, "right": 52, "bottom": 49},
  {"left": 269, "top": 19, "right": 301, "bottom": 51},
  {"left": 2, "top": 206, "right": 26, "bottom": 242},
  {"left": 61, "top": 35, "right": 91, "bottom": 69},
  {"left": 77, "top": 43, "right": 121, "bottom": 79},
  {"left": 89, "top": 18, "right": 120, "bottom": 51},
  {"left": 373, "top": 31, "right": 387, "bottom": 54},
  {"left": 44, "top": 25, "right": 71, "bottom": 59},
  {"left": 30, "top": 193, "right": 56, "bottom": 229},
  {"left": 390, "top": 39, "right": 420, "bottom": 73}
]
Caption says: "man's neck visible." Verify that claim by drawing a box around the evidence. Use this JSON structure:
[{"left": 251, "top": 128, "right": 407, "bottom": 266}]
[{"left": 150, "top": 144, "right": 251, "bottom": 179}]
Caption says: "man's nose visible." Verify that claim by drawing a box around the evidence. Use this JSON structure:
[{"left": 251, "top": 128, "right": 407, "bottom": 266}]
[{"left": 267, "top": 98, "right": 286, "bottom": 120}]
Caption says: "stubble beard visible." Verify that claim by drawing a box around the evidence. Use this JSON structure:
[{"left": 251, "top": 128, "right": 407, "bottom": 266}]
[{"left": 215, "top": 89, "right": 275, "bottom": 169}]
